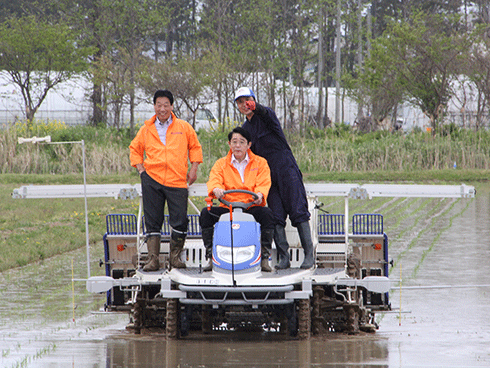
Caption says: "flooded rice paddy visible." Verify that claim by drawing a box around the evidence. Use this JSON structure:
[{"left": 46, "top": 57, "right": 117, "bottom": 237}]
[{"left": 1, "top": 183, "right": 490, "bottom": 367}]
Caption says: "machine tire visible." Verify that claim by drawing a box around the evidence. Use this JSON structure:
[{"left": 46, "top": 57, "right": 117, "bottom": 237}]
[
  {"left": 202, "top": 307, "right": 212, "bottom": 334},
  {"left": 133, "top": 292, "right": 145, "bottom": 334},
  {"left": 180, "top": 304, "right": 192, "bottom": 337},
  {"left": 286, "top": 303, "right": 298, "bottom": 337},
  {"left": 166, "top": 298, "right": 179, "bottom": 339},
  {"left": 298, "top": 298, "right": 311, "bottom": 339}
]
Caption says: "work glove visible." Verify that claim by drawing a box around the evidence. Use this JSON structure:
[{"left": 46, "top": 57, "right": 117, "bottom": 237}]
[{"left": 245, "top": 100, "right": 256, "bottom": 111}]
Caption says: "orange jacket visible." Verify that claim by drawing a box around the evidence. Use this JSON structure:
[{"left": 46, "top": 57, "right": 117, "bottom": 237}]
[
  {"left": 207, "top": 149, "right": 271, "bottom": 207},
  {"left": 129, "top": 113, "right": 203, "bottom": 188}
]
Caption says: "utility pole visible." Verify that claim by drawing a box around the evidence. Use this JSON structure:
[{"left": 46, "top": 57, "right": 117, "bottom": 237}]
[
  {"left": 335, "top": 0, "right": 341, "bottom": 124},
  {"left": 367, "top": 4, "right": 372, "bottom": 59},
  {"left": 357, "top": 0, "right": 364, "bottom": 118},
  {"left": 317, "top": 6, "right": 324, "bottom": 126}
]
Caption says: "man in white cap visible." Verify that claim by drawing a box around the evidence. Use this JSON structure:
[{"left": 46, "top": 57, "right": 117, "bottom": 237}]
[{"left": 234, "top": 87, "right": 315, "bottom": 269}]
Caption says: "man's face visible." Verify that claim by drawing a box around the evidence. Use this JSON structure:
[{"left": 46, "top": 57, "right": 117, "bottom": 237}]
[
  {"left": 228, "top": 133, "right": 252, "bottom": 162},
  {"left": 154, "top": 96, "right": 173, "bottom": 122},
  {"left": 236, "top": 96, "right": 254, "bottom": 117}
]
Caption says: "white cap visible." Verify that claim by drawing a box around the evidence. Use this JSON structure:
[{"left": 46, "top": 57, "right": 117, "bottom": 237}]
[{"left": 234, "top": 87, "right": 256, "bottom": 101}]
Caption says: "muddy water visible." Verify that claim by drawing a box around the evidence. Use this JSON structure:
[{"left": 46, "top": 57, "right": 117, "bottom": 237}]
[{"left": 1, "top": 184, "right": 490, "bottom": 367}]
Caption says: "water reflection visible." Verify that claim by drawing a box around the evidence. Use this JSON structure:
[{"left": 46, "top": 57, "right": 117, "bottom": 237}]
[{"left": 105, "top": 333, "right": 389, "bottom": 367}]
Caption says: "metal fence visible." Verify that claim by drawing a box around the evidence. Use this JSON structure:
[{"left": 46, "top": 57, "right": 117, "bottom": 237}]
[{"left": 0, "top": 109, "right": 153, "bottom": 127}]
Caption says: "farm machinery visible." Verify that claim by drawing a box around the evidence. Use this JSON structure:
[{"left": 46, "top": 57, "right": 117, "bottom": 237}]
[{"left": 12, "top": 182, "right": 475, "bottom": 338}]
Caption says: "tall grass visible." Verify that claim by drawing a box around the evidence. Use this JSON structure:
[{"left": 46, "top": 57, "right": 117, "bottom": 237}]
[
  {"left": 290, "top": 126, "right": 490, "bottom": 173},
  {"left": 3, "top": 121, "right": 490, "bottom": 177},
  {"left": 1, "top": 121, "right": 133, "bottom": 175}
]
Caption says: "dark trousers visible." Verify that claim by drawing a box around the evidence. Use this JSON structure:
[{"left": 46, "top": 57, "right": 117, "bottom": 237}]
[
  {"left": 268, "top": 157, "right": 310, "bottom": 227},
  {"left": 140, "top": 172, "right": 188, "bottom": 234},
  {"left": 199, "top": 206, "right": 274, "bottom": 230}
]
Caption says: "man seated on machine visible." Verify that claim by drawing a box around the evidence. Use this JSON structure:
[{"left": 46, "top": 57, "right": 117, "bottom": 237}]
[{"left": 199, "top": 127, "right": 274, "bottom": 272}]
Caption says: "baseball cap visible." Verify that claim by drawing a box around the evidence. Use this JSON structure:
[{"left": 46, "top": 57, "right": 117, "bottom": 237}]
[{"left": 234, "top": 87, "right": 256, "bottom": 101}]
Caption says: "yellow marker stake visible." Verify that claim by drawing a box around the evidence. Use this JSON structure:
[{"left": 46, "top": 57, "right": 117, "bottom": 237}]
[{"left": 72, "top": 259, "right": 76, "bottom": 322}]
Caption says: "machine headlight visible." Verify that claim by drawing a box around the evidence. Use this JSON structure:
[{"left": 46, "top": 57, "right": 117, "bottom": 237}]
[{"left": 216, "top": 245, "right": 256, "bottom": 264}]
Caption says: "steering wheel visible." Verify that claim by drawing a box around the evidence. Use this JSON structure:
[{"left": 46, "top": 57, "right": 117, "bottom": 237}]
[{"left": 219, "top": 189, "right": 259, "bottom": 210}]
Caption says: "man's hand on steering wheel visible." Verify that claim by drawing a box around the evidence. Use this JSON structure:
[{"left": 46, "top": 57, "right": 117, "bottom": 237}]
[
  {"left": 212, "top": 187, "right": 225, "bottom": 199},
  {"left": 252, "top": 192, "right": 264, "bottom": 205}
]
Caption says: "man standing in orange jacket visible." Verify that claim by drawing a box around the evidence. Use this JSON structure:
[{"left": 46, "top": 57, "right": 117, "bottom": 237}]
[
  {"left": 199, "top": 127, "right": 274, "bottom": 272},
  {"left": 130, "top": 90, "right": 203, "bottom": 271}
]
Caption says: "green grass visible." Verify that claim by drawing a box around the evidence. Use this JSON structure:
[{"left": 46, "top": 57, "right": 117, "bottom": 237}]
[{"left": 0, "top": 176, "right": 141, "bottom": 272}]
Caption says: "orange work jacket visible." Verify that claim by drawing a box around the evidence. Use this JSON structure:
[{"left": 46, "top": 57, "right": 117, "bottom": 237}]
[
  {"left": 129, "top": 113, "right": 203, "bottom": 188},
  {"left": 207, "top": 149, "right": 271, "bottom": 207}
]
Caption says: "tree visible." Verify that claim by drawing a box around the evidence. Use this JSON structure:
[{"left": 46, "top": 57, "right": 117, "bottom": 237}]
[
  {"left": 91, "top": 46, "right": 147, "bottom": 130},
  {"left": 0, "top": 0, "right": 56, "bottom": 22},
  {"left": 394, "top": 14, "right": 469, "bottom": 132},
  {"left": 198, "top": 0, "right": 266, "bottom": 124},
  {"left": 350, "top": 12, "right": 469, "bottom": 132},
  {"left": 466, "top": 25, "right": 490, "bottom": 129},
  {"left": 0, "top": 15, "right": 93, "bottom": 124},
  {"left": 54, "top": 0, "right": 107, "bottom": 126},
  {"left": 370, "top": 0, "right": 464, "bottom": 37},
  {"left": 93, "top": 0, "right": 165, "bottom": 132},
  {"left": 344, "top": 43, "right": 404, "bottom": 130},
  {"left": 138, "top": 55, "right": 216, "bottom": 128}
]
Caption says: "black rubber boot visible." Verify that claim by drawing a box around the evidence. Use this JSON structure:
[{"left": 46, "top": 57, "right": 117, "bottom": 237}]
[
  {"left": 274, "top": 224, "right": 290, "bottom": 269},
  {"left": 143, "top": 235, "right": 161, "bottom": 272},
  {"left": 261, "top": 228, "right": 274, "bottom": 272},
  {"left": 297, "top": 221, "right": 315, "bottom": 269},
  {"left": 201, "top": 227, "right": 214, "bottom": 272},
  {"left": 169, "top": 231, "right": 186, "bottom": 269}
]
